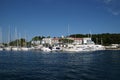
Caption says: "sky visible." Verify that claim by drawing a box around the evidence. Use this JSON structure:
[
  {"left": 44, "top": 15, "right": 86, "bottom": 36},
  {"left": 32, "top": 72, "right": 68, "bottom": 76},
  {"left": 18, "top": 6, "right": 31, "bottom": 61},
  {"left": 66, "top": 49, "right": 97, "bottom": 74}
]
[{"left": 0, "top": 0, "right": 120, "bottom": 42}]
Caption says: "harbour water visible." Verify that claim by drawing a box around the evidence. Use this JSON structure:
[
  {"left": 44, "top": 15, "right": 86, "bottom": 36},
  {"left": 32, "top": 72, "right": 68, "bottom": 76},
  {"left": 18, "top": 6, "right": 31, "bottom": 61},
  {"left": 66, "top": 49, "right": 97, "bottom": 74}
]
[{"left": 0, "top": 50, "right": 120, "bottom": 80}]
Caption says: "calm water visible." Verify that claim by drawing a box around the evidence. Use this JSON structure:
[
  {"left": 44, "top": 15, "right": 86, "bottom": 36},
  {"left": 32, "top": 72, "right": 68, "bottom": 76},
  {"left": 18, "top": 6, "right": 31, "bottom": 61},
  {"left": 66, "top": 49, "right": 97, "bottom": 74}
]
[{"left": 0, "top": 50, "right": 120, "bottom": 80}]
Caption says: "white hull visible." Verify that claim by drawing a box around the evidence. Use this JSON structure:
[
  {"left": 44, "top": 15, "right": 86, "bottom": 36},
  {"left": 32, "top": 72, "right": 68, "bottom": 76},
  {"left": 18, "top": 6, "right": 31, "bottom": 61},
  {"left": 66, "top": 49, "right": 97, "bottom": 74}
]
[
  {"left": 4, "top": 47, "right": 11, "bottom": 51},
  {"left": 63, "top": 44, "right": 105, "bottom": 52},
  {"left": 63, "top": 47, "right": 89, "bottom": 52},
  {"left": 52, "top": 47, "right": 61, "bottom": 52},
  {"left": 12, "top": 47, "right": 19, "bottom": 51},
  {"left": 21, "top": 47, "right": 29, "bottom": 51},
  {"left": 0, "top": 48, "right": 3, "bottom": 51},
  {"left": 41, "top": 47, "right": 51, "bottom": 52}
]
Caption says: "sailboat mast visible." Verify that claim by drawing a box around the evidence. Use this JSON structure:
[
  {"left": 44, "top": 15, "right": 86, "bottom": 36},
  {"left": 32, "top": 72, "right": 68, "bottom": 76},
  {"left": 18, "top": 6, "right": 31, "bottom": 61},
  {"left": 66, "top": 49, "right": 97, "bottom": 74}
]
[
  {"left": 24, "top": 32, "right": 27, "bottom": 47},
  {"left": 0, "top": 27, "right": 2, "bottom": 44},
  {"left": 15, "top": 27, "right": 18, "bottom": 47},
  {"left": 8, "top": 26, "right": 10, "bottom": 46},
  {"left": 68, "top": 24, "right": 69, "bottom": 36},
  {"left": 89, "top": 30, "right": 92, "bottom": 38},
  {"left": 67, "top": 24, "right": 70, "bottom": 44}
]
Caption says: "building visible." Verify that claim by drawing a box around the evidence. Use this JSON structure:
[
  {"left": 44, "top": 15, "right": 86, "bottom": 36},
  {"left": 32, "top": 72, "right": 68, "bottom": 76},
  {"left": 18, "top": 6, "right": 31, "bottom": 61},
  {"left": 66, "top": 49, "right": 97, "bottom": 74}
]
[
  {"left": 52, "top": 38, "right": 59, "bottom": 44},
  {"left": 41, "top": 37, "right": 94, "bottom": 46},
  {"left": 31, "top": 41, "right": 41, "bottom": 45},
  {"left": 42, "top": 38, "right": 52, "bottom": 45},
  {"left": 83, "top": 38, "right": 94, "bottom": 45},
  {"left": 73, "top": 38, "right": 83, "bottom": 45}
]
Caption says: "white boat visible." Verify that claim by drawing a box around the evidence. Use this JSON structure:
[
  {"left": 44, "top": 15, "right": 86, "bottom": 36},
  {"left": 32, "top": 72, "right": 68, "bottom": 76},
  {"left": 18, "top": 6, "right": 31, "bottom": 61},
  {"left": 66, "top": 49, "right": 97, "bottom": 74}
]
[
  {"left": 5, "top": 26, "right": 11, "bottom": 51},
  {"left": 12, "top": 47, "right": 18, "bottom": 51},
  {"left": 63, "top": 44, "right": 105, "bottom": 52},
  {"left": 41, "top": 47, "right": 52, "bottom": 52},
  {"left": 12, "top": 47, "right": 19, "bottom": 51},
  {"left": 63, "top": 47, "right": 80, "bottom": 52},
  {"left": 89, "top": 44, "right": 105, "bottom": 51},
  {"left": 0, "top": 27, "right": 3, "bottom": 51},
  {"left": 52, "top": 46, "right": 62, "bottom": 52},
  {"left": 21, "top": 47, "right": 29, "bottom": 51},
  {"left": 4, "top": 47, "right": 11, "bottom": 51},
  {"left": 34, "top": 45, "right": 43, "bottom": 50},
  {"left": 0, "top": 47, "right": 3, "bottom": 51},
  {"left": 63, "top": 44, "right": 86, "bottom": 52}
]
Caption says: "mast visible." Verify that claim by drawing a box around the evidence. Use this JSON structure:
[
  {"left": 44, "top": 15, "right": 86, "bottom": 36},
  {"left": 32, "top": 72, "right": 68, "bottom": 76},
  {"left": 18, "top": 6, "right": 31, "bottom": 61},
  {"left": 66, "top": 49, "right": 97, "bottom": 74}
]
[
  {"left": 7, "top": 26, "right": 10, "bottom": 46},
  {"left": 15, "top": 27, "right": 18, "bottom": 47},
  {"left": 68, "top": 24, "right": 69, "bottom": 37},
  {"left": 24, "top": 32, "right": 27, "bottom": 47},
  {"left": 101, "top": 38, "right": 103, "bottom": 45},
  {"left": 89, "top": 30, "right": 92, "bottom": 39},
  {"left": 19, "top": 33, "right": 21, "bottom": 47},
  {"left": 67, "top": 24, "right": 70, "bottom": 44},
  {"left": 0, "top": 27, "right": 2, "bottom": 44}
]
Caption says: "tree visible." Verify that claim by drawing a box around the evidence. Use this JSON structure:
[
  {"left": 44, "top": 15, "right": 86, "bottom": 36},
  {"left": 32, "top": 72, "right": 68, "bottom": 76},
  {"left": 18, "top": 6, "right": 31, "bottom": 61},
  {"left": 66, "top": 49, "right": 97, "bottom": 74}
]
[
  {"left": 32, "top": 36, "right": 44, "bottom": 41},
  {"left": 9, "top": 38, "right": 27, "bottom": 47},
  {"left": 59, "top": 38, "right": 74, "bottom": 44},
  {"left": 69, "top": 33, "right": 120, "bottom": 46}
]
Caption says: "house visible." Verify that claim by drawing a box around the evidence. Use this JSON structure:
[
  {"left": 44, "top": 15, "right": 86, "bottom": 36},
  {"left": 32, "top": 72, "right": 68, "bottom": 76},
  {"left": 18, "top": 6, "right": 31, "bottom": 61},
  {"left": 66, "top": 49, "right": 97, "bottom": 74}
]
[
  {"left": 83, "top": 38, "right": 95, "bottom": 45},
  {"left": 66, "top": 37, "right": 83, "bottom": 44},
  {"left": 31, "top": 41, "right": 41, "bottom": 45},
  {"left": 52, "top": 38, "right": 59, "bottom": 44},
  {"left": 42, "top": 38, "right": 52, "bottom": 45},
  {"left": 73, "top": 38, "right": 83, "bottom": 44}
]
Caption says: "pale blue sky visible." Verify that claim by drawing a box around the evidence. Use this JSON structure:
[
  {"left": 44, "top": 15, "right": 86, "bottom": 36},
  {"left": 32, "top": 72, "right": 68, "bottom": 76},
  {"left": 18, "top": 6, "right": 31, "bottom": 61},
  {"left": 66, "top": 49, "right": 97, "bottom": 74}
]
[{"left": 0, "top": 0, "right": 120, "bottom": 42}]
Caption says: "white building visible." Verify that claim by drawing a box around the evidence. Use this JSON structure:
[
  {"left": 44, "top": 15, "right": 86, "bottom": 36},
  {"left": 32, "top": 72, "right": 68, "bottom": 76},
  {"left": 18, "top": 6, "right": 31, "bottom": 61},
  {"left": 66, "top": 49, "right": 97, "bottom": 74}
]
[
  {"left": 83, "top": 38, "right": 94, "bottom": 45},
  {"left": 73, "top": 38, "right": 83, "bottom": 44},
  {"left": 52, "top": 38, "right": 59, "bottom": 44},
  {"left": 42, "top": 38, "right": 52, "bottom": 45},
  {"left": 41, "top": 37, "right": 95, "bottom": 45},
  {"left": 66, "top": 37, "right": 83, "bottom": 44},
  {"left": 31, "top": 41, "right": 41, "bottom": 45}
]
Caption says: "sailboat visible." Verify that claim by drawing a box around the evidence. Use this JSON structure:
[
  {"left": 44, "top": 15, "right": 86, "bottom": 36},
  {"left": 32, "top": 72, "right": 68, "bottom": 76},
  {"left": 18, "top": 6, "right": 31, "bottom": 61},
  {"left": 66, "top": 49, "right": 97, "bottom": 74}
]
[
  {"left": 12, "top": 28, "right": 19, "bottom": 51},
  {"left": 21, "top": 33, "right": 29, "bottom": 51},
  {"left": 0, "top": 27, "right": 3, "bottom": 51},
  {"left": 4, "top": 27, "right": 11, "bottom": 51}
]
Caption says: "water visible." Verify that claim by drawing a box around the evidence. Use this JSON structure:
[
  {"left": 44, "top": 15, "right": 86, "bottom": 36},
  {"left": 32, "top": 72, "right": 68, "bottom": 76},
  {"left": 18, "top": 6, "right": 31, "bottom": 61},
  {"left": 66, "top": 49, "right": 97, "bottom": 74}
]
[{"left": 0, "top": 50, "right": 120, "bottom": 80}]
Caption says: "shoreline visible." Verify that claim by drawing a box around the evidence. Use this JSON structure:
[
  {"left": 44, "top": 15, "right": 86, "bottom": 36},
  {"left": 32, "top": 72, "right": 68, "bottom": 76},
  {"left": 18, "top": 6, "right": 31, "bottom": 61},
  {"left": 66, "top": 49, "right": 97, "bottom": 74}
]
[{"left": 105, "top": 48, "right": 120, "bottom": 50}]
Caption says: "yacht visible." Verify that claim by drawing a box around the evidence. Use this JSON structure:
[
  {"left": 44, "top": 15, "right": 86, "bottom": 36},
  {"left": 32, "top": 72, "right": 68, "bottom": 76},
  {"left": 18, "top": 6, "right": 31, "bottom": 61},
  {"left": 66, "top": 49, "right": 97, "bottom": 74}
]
[
  {"left": 21, "top": 47, "right": 29, "bottom": 51},
  {"left": 63, "top": 44, "right": 86, "bottom": 52},
  {"left": 12, "top": 47, "right": 19, "bottom": 51},
  {"left": 51, "top": 46, "right": 62, "bottom": 52},
  {"left": 0, "top": 47, "right": 3, "bottom": 51},
  {"left": 63, "top": 44, "right": 105, "bottom": 52},
  {"left": 41, "top": 47, "right": 52, "bottom": 52},
  {"left": 4, "top": 47, "right": 11, "bottom": 51}
]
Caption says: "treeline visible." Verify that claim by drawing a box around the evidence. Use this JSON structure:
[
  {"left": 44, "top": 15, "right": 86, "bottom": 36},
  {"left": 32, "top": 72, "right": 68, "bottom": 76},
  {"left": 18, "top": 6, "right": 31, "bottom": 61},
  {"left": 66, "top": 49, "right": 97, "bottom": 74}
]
[
  {"left": 69, "top": 33, "right": 120, "bottom": 46},
  {"left": 7, "top": 33, "right": 120, "bottom": 46}
]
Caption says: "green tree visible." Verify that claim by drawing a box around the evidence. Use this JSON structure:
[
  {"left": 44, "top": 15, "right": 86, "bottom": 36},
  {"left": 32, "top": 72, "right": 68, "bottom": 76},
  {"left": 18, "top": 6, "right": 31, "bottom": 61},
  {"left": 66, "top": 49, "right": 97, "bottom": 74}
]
[
  {"left": 59, "top": 38, "right": 74, "bottom": 44},
  {"left": 69, "top": 33, "right": 120, "bottom": 46},
  {"left": 32, "top": 36, "right": 44, "bottom": 41}
]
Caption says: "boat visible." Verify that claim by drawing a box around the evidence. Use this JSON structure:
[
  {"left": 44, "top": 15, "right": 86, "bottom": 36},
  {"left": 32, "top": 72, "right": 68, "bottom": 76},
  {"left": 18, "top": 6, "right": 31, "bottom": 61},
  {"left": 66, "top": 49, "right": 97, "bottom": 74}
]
[
  {"left": 4, "top": 47, "right": 11, "bottom": 51},
  {"left": 4, "top": 27, "right": 11, "bottom": 51},
  {"left": 63, "top": 44, "right": 105, "bottom": 52},
  {"left": 12, "top": 47, "right": 19, "bottom": 51},
  {"left": 0, "top": 47, "right": 3, "bottom": 51},
  {"left": 51, "top": 46, "right": 62, "bottom": 52},
  {"left": 63, "top": 44, "right": 86, "bottom": 52},
  {"left": 41, "top": 47, "right": 52, "bottom": 52},
  {"left": 21, "top": 47, "right": 29, "bottom": 51},
  {"left": 0, "top": 27, "right": 3, "bottom": 51}
]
